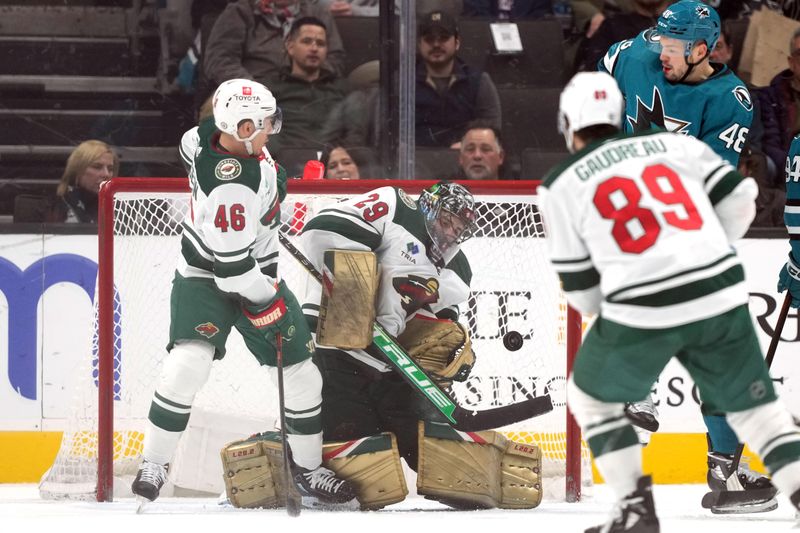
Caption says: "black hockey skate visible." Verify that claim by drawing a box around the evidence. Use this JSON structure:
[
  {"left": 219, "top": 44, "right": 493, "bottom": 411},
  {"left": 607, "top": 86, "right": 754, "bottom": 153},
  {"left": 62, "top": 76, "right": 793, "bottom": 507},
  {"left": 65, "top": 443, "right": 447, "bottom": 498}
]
[
  {"left": 586, "top": 475, "right": 659, "bottom": 533},
  {"left": 624, "top": 395, "right": 659, "bottom": 433},
  {"left": 131, "top": 460, "right": 169, "bottom": 502},
  {"left": 701, "top": 443, "right": 778, "bottom": 514},
  {"left": 293, "top": 465, "right": 359, "bottom": 510}
]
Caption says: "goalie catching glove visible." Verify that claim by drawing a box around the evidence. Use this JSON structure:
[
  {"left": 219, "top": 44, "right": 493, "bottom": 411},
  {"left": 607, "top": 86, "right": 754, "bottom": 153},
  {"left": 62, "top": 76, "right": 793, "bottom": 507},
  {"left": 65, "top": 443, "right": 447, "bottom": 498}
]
[{"left": 396, "top": 316, "right": 475, "bottom": 387}]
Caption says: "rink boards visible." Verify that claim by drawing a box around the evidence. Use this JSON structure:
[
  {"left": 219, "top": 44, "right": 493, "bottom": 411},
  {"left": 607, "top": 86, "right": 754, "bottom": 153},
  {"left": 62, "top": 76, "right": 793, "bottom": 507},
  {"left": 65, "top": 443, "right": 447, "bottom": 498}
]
[{"left": 0, "top": 233, "right": 797, "bottom": 483}]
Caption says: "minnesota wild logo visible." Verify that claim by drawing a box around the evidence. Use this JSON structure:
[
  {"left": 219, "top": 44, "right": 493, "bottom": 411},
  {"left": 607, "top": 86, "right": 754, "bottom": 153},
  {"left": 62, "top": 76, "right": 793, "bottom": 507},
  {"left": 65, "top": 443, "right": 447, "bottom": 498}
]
[{"left": 215, "top": 158, "right": 242, "bottom": 181}]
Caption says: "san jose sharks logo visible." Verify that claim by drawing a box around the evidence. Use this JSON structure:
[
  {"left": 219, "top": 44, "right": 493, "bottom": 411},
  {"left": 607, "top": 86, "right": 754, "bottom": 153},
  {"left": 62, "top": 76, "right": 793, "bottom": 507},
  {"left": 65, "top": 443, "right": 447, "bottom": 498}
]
[
  {"left": 392, "top": 275, "right": 440, "bottom": 316},
  {"left": 732, "top": 86, "right": 753, "bottom": 112},
  {"left": 628, "top": 86, "right": 691, "bottom": 134},
  {"left": 695, "top": 5, "right": 710, "bottom": 18}
]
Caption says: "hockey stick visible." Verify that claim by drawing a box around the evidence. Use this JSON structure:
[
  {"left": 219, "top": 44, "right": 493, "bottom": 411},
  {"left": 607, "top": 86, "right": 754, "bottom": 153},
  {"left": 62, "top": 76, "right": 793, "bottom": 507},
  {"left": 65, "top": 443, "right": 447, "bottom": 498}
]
[
  {"left": 275, "top": 332, "right": 302, "bottom": 516},
  {"left": 765, "top": 292, "right": 792, "bottom": 369},
  {"left": 278, "top": 233, "right": 554, "bottom": 432}
]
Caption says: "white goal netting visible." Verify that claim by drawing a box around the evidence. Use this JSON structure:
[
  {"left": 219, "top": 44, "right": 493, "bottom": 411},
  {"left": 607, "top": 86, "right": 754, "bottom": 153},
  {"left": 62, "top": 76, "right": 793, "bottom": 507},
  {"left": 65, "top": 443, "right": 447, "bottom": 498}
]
[{"left": 39, "top": 179, "right": 590, "bottom": 502}]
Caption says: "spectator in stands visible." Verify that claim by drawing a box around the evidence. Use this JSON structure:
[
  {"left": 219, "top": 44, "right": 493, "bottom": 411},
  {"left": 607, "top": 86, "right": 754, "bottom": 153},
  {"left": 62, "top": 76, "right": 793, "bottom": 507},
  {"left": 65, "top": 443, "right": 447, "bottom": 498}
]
[
  {"left": 319, "top": 0, "right": 379, "bottom": 16},
  {"left": 461, "top": 0, "right": 552, "bottom": 19},
  {"left": 55, "top": 141, "right": 118, "bottom": 223},
  {"left": 709, "top": 21, "right": 733, "bottom": 65},
  {"left": 320, "top": 60, "right": 380, "bottom": 148},
  {"left": 760, "top": 28, "right": 800, "bottom": 184},
  {"left": 574, "top": 0, "right": 669, "bottom": 72},
  {"left": 267, "top": 16, "right": 347, "bottom": 153},
  {"left": 322, "top": 146, "right": 362, "bottom": 179},
  {"left": 13, "top": 141, "right": 118, "bottom": 224},
  {"left": 416, "top": 10, "right": 502, "bottom": 148},
  {"left": 203, "top": 0, "right": 345, "bottom": 90},
  {"left": 453, "top": 123, "right": 506, "bottom": 180}
]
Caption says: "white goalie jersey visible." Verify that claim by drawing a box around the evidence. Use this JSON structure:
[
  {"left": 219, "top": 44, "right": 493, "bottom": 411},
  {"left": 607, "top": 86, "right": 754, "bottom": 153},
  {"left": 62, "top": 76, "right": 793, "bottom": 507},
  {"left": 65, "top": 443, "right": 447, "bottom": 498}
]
[
  {"left": 298, "top": 186, "right": 473, "bottom": 371},
  {"left": 538, "top": 130, "right": 758, "bottom": 329}
]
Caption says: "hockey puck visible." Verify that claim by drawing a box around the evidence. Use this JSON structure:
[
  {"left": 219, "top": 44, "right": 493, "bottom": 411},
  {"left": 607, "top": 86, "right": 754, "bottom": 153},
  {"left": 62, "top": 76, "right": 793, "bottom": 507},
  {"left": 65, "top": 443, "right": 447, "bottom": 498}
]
[{"left": 503, "top": 330, "right": 523, "bottom": 351}]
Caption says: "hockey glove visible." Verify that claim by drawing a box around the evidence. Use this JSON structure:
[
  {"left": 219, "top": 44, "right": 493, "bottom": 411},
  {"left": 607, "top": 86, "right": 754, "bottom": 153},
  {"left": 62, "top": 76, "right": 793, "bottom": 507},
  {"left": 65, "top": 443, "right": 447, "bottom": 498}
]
[
  {"left": 777, "top": 253, "right": 800, "bottom": 308},
  {"left": 243, "top": 280, "right": 292, "bottom": 336}
]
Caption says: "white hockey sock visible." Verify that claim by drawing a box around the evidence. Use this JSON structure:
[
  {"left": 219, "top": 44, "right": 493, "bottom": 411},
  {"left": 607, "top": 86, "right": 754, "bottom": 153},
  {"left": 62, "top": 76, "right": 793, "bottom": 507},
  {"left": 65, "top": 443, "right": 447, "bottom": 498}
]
[
  {"left": 568, "top": 377, "right": 641, "bottom": 498},
  {"left": 143, "top": 340, "right": 214, "bottom": 465},
  {"left": 727, "top": 400, "right": 800, "bottom": 497},
  {"left": 271, "top": 358, "right": 323, "bottom": 470}
]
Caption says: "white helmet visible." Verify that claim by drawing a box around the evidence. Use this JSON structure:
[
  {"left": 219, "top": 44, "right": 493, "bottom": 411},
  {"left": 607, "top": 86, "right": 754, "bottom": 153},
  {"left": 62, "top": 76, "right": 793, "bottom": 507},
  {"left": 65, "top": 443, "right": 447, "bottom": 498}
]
[
  {"left": 212, "top": 79, "right": 282, "bottom": 150},
  {"left": 558, "top": 72, "right": 623, "bottom": 153}
]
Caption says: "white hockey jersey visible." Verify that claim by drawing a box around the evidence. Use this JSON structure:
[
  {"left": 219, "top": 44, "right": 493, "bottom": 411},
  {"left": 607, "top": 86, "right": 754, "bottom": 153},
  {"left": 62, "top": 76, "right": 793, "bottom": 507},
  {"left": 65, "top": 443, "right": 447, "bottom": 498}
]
[
  {"left": 298, "top": 186, "right": 472, "bottom": 371},
  {"left": 538, "top": 130, "right": 758, "bottom": 329},
  {"left": 176, "top": 118, "right": 285, "bottom": 304}
]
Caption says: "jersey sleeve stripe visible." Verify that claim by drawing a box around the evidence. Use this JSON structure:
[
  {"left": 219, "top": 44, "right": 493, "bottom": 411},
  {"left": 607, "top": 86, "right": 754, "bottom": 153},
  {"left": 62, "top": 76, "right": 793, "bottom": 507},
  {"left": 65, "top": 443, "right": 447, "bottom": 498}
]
[
  {"left": 214, "top": 256, "right": 257, "bottom": 278},
  {"left": 707, "top": 170, "right": 743, "bottom": 206},
  {"left": 551, "top": 255, "right": 593, "bottom": 272},
  {"left": 559, "top": 267, "right": 601, "bottom": 291},
  {"left": 786, "top": 199, "right": 800, "bottom": 206},
  {"left": 608, "top": 263, "right": 744, "bottom": 307},
  {"left": 181, "top": 223, "right": 214, "bottom": 257},
  {"left": 180, "top": 236, "right": 214, "bottom": 272},
  {"left": 179, "top": 145, "right": 192, "bottom": 168},
  {"left": 303, "top": 214, "right": 382, "bottom": 250},
  {"left": 703, "top": 163, "right": 729, "bottom": 185}
]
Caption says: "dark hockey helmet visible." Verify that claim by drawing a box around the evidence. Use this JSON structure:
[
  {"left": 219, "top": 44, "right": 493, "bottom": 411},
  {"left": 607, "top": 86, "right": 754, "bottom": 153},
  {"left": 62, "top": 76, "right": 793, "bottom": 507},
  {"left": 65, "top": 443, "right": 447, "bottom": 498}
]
[
  {"left": 419, "top": 181, "right": 477, "bottom": 258},
  {"left": 647, "top": 0, "right": 720, "bottom": 56}
]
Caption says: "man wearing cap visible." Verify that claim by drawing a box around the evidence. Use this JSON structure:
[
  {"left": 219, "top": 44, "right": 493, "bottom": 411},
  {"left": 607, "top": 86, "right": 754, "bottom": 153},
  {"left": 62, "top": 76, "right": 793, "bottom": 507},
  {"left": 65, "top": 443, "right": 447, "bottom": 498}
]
[
  {"left": 416, "top": 10, "right": 502, "bottom": 148},
  {"left": 598, "top": 0, "right": 774, "bottom": 515}
]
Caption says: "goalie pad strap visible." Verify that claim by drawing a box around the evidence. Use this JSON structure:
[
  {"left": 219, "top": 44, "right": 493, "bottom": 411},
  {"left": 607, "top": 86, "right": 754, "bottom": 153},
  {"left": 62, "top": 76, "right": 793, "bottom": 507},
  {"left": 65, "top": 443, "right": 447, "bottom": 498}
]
[
  {"left": 317, "top": 250, "right": 378, "bottom": 349},
  {"left": 416, "top": 421, "right": 542, "bottom": 509}
]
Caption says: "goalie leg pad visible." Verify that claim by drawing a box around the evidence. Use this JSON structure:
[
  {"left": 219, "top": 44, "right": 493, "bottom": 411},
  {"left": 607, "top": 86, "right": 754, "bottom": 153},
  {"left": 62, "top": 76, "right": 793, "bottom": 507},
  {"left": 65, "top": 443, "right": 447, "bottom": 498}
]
[
  {"left": 322, "top": 432, "right": 408, "bottom": 510},
  {"left": 416, "top": 421, "right": 543, "bottom": 509},
  {"left": 317, "top": 249, "right": 378, "bottom": 349},
  {"left": 222, "top": 431, "right": 406, "bottom": 510},
  {"left": 416, "top": 421, "right": 506, "bottom": 509},
  {"left": 220, "top": 432, "right": 287, "bottom": 509}
]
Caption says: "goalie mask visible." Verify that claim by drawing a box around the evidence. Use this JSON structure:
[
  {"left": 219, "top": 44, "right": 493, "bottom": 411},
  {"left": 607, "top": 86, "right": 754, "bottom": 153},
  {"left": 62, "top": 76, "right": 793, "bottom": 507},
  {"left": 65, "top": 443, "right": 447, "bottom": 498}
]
[
  {"left": 212, "top": 78, "right": 283, "bottom": 155},
  {"left": 419, "top": 182, "right": 477, "bottom": 261},
  {"left": 558, "top": 72, "right": 623, "bottom": 153},
  {"left": 645, "top": 0, "right": 720, "bottom": 57}
]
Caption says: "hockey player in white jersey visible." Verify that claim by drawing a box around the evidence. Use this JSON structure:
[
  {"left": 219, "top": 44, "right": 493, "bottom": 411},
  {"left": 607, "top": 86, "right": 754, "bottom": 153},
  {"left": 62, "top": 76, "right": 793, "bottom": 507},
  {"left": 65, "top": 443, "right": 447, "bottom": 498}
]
[
  {"left": 539, "top": 71, "right": 800, "bottom": 532},
  {"left": 293, "top": 182, "right": 544, "bottom": 509},
  {"left": 131, "top": 78, "right": 356, "bottom": 509}
]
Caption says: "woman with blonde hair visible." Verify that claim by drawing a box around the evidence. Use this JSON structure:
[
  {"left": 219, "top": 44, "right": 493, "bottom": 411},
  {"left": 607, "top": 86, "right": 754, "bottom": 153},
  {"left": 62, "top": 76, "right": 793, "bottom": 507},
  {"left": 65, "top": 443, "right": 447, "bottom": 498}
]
[{"left": 54, "top": 140, "right": 119, "bottom": 223}]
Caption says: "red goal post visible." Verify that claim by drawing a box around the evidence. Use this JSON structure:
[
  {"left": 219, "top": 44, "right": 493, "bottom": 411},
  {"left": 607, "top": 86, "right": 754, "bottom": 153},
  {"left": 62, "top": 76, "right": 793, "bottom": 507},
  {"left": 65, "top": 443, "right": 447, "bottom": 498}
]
[{"left": 64, "top": 177, "right": 584, "bottom": 503}]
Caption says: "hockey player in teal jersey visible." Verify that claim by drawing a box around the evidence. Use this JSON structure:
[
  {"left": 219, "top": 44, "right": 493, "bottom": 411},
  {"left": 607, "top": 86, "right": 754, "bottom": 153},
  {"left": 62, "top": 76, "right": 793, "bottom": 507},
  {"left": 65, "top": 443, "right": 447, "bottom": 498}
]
[
  {"left": 779, "top": 135, "right": 800, "bottom": 306},
  {"left": 599, "top": 0, "right": 753, "bottom": 167},
  {"left": 540, "top": 70, "right": 800, "bottom": 533},
  {"left": 598, "top": 1, "right": 773, "bottom": 512}
]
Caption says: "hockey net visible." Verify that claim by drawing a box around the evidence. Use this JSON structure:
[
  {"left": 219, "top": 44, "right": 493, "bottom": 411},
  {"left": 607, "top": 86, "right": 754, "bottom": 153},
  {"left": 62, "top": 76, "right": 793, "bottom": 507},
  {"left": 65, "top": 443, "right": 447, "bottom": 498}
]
[{"left": 39, "top": 178, "right": 590, "bottom": 503}]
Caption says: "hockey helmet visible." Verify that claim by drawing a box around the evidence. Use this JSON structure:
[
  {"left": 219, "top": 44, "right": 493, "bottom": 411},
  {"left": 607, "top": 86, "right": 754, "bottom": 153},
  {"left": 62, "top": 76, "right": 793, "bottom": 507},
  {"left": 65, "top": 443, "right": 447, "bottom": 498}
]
[
  {"left": 419, "top": 181, "right": 477, "bottom": 259},
  {"left": 649, "top": 0, "right": 721, "bottom": 55},
  {"left": 212, "top": 79, "right": 282, "bottom": 141},
  {"left": 558, "top": 72, "right": 624, "bottom": 153}
]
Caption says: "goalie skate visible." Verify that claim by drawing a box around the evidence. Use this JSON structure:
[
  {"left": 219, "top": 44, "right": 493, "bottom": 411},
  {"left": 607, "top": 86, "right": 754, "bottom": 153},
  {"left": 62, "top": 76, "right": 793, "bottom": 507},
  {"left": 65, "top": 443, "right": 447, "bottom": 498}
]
[
  {"left": 585, "top": 475, "right": 659, "bottom": 533},
  {"left": 131, "top": 460, "right": 169, "bottom": 502},
  {"left": 293, "top": 465, "right": 359, "bottom": 510},
  {"left": 701, "top": 450, "right": 778, "bottom": 514}
]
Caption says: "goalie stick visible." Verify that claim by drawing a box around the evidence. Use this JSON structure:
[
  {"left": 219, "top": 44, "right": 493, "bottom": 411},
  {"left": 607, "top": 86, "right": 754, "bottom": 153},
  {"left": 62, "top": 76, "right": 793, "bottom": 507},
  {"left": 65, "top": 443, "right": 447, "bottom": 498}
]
[{"left": 278, "top": 233, "right": 554, "bottom": 431}]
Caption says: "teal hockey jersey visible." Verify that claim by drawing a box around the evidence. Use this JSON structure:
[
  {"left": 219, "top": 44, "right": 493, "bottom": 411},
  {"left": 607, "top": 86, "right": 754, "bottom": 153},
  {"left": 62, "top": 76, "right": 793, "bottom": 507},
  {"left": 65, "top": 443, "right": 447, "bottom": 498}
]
[
  {"left": 599, "top": 28, "right": 753, "bottom": 166},
  {"left": 785, "top": 135, "right": 800, "bottom": 258}
]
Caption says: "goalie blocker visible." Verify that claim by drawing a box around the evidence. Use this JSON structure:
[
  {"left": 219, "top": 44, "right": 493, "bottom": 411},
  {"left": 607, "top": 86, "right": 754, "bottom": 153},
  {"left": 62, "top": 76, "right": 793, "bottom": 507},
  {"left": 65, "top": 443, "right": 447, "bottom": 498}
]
[{"left": 221, "top": 424, "right": 542, "bottom": 510}]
